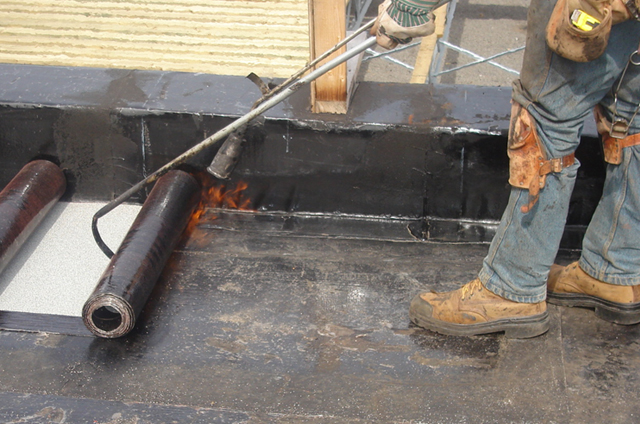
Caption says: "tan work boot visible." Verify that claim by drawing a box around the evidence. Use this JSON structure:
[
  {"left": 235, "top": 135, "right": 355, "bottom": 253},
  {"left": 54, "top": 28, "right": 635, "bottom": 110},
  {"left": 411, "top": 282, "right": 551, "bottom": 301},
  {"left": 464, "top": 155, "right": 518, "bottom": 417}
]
[
  {"left": 547, "top": 262, "right": 640, "bottom": 325},
  {"left": 409, "top": 279, "right": 549, "bottom": 338}
]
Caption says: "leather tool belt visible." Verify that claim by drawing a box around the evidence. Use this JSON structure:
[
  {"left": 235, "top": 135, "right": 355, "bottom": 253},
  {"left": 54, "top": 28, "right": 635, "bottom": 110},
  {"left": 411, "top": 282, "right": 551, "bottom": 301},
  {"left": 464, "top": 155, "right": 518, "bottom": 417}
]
[
  {"left": 594, "top": 104, "right": 640, "bottom": 164},
  {"left": 508, "top": 102, "right": 576, "bottom": 213}
]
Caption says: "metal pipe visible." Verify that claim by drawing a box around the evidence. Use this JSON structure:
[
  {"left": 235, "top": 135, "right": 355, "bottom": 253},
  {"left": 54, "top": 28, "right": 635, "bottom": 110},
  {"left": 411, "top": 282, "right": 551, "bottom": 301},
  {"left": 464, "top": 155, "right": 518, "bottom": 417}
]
[
  {"left": 206, "top": 22, "right": 378, "bottom": 180},
  {"left": 92, "top": 36, "right": 378, "bottom": 258},
  {"left": 0, "top": 160, "right": 66, "bottom": 275},
  {"left": 203, "top": 20, "right": 377, "bottom": 181},
  {"left": 83, "top": 170, "right": 201, "bottom": 338},
  {"left": 251, "top": 19, "right": 376, "bottom": 108}
]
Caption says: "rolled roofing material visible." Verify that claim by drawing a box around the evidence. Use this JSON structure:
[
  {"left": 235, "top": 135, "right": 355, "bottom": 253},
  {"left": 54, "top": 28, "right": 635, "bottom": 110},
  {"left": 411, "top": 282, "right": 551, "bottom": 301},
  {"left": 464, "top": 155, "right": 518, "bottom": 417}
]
[
  {"left": 83, "top": 169, "right": 201, "bottom": 338},
  {"left": 0, "top": 160, "right": 67, "bottom": 276}
]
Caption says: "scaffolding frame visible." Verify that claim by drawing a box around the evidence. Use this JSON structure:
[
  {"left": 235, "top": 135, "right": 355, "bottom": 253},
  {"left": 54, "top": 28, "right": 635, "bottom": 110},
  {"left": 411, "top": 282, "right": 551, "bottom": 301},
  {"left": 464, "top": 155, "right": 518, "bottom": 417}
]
[{"left": 347, "top": 0, "right": 525, "bottom": 83}]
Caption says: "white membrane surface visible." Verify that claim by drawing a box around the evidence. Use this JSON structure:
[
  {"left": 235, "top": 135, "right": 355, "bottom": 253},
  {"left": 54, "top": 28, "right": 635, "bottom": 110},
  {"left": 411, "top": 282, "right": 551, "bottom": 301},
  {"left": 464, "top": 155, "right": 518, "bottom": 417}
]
[{"left": 0, "top": 202, "right": 141, "bottom": 317}]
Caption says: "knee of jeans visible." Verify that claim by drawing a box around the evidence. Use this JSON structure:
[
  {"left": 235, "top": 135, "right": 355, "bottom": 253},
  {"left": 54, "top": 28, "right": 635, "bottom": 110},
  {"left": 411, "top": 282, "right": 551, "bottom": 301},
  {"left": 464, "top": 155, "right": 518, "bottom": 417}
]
[
  {"left": 546, "top": 162, "right": 579, "bottom": 194},
  {"left": 525, "top": 112, "right": 586, "bottom": 158}
]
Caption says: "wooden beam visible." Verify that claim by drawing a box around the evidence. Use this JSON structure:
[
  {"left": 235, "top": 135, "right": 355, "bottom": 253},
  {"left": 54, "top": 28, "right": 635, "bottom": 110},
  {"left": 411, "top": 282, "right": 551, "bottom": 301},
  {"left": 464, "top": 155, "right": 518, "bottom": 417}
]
[
  {"left": 410, "top": 5, "right": 447, "bottom": 84},
  {"left": 309, "top": 0, "right": 347, "bottom": 114}
]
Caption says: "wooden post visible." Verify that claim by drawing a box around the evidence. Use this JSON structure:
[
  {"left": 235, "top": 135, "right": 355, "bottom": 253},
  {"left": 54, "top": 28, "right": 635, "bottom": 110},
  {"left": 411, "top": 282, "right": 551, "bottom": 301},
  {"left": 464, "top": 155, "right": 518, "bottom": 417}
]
[
  {"left": 308, "top": 0, "right": 348, "bottom": 114},
  {"left": 410, "top": 5, "right": 447, "bottom": 84}
]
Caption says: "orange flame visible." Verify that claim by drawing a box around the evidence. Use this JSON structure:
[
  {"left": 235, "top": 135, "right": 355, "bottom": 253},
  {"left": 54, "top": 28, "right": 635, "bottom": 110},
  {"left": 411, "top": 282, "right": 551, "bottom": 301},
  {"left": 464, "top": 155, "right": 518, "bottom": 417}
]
[
  {"left": 183, "top": 174, "right": 253, "bottom": 246},
  {"left": 202, "top": 180, "right": 251, "bottom": 210}
]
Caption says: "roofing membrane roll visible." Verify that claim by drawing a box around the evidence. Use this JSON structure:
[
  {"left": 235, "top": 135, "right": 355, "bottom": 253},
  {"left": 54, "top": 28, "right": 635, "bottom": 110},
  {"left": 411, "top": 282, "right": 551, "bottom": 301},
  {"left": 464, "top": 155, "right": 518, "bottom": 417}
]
[
  {"left": 83, "top": 170, "right": 201, "bottom": 338},
  {"left": 0, "top": 160, "right": 67, "bottom": 275}
]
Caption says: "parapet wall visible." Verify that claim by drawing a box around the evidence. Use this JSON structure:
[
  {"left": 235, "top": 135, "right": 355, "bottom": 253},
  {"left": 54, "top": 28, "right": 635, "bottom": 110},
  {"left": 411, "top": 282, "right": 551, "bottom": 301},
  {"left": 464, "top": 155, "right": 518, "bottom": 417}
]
[{"left": 0, "top": 63, "right": 604, "bottom": 247}]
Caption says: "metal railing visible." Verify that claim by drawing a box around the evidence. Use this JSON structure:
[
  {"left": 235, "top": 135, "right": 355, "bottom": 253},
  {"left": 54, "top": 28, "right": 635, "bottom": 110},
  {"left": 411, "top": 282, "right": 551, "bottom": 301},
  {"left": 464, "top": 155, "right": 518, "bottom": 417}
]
[
  {"left": 347, "top": 0, "right": 375, "bottom": 30},
  {"left": 427, "top": 0, "right": 523, "bottom": 83},
  {"left": 362, "top": 41, "right": 422, "bottom": 70},
  {"left": 348, "top": 0, "right": 525, "bottom": 83}
]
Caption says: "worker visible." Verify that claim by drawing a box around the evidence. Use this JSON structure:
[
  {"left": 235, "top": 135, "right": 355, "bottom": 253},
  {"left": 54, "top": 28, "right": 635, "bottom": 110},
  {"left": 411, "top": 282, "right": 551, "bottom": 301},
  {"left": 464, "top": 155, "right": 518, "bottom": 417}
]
[{"left": 372, "top": 0, "right": 640, "bottom": 337}]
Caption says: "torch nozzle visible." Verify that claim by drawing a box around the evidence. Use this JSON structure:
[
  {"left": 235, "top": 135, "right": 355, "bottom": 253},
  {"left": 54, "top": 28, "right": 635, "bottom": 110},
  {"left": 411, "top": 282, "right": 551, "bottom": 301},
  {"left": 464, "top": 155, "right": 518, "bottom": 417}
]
[{"left": 207, "top": 130, "right": 246, "bottom": 180}]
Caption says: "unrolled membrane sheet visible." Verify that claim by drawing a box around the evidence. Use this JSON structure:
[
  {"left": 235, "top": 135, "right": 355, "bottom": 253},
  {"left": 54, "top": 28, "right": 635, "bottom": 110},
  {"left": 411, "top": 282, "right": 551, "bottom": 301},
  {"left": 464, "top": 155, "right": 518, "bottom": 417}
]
[{"left": 0, "top": 202, "right": 141, "bottom": 317}]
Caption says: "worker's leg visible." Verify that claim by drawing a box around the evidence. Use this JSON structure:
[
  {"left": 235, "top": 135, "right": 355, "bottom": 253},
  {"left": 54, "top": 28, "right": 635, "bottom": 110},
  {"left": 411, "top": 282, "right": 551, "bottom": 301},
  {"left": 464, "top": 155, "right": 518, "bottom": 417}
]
[
  {"left": 581, "top": 149, "right": 640, "bottom": 285},
  {"left": 478, "top": 166, "right": 578, "bottom": 302},
  {"left": 479, "top": 18, "right": 640, "bottom": 302},
  {"left": 547, "top": 30, "right": 640, "bottom": 323},
  {"left": 581, "top": 26, "right": 640, "bottom": 285},
  {"left": 409, "top": 6, "right": 640, "bottom": 336},
  {"left": 547, "top": 145, "right": 640, "bottom": 324}
]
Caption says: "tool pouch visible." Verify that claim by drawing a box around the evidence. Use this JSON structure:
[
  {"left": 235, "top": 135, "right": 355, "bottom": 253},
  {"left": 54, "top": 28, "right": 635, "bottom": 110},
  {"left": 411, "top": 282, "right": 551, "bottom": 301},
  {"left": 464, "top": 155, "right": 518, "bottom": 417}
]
[
  {"left": 594, "top": 105, "right": 640, "bottom": 164},
  {"left": 508, "top": 102, "right": 576, "bottom": 213},
  {"left": 546, "top": 0, "right": 614, "bottom": 62}
]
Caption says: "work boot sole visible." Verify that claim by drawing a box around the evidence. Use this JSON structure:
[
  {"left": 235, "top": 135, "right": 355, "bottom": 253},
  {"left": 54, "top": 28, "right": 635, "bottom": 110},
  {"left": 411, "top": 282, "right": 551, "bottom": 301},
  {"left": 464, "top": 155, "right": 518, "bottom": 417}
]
[
  {"left": 409, "top": 305, "right": 550, "bottom": 339},
  {"left": 547, "top": 292, "right": 640, "bottom": 325}
]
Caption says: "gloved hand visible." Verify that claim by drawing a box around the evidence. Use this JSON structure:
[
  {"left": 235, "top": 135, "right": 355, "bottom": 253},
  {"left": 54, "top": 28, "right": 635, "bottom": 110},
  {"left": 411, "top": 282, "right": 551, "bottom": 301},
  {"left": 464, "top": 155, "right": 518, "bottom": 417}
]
[{"left": 371, "top": 0, "right": 437, "bottom": 50}]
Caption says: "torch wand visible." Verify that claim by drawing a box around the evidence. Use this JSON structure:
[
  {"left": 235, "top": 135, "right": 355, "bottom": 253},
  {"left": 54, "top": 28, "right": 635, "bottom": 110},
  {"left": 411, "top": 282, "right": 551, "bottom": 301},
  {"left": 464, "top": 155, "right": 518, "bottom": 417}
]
[{"left": 92, "top": 22, "right": 377, "bottom": 258}]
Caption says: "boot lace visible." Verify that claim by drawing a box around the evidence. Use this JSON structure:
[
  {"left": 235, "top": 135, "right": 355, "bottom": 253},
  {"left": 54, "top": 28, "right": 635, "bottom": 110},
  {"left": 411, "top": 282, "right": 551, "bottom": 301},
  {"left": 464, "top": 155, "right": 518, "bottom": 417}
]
[{"left": 460, "top": 279, "right": 483, "bottom": 301}]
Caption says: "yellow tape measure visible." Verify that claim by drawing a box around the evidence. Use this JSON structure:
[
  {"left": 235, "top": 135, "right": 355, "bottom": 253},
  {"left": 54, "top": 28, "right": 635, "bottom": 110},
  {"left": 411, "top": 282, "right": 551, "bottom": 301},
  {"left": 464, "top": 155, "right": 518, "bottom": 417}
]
[{"left": 571, "top": 9, "right": 600, "bottom": 31}]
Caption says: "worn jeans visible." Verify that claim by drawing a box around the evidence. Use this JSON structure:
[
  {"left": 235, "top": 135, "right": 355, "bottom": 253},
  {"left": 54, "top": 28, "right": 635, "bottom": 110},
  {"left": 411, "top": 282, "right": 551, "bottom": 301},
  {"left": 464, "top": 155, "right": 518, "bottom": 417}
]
[{"left": 478, "top": 0, "right": 640, "bottom": 303}]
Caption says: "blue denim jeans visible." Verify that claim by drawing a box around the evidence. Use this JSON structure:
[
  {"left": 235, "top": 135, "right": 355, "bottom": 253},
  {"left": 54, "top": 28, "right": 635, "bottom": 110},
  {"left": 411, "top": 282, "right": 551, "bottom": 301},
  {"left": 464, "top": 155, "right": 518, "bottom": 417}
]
[{"left": 478, "top": 2, "right": 640, "bottom": 303}]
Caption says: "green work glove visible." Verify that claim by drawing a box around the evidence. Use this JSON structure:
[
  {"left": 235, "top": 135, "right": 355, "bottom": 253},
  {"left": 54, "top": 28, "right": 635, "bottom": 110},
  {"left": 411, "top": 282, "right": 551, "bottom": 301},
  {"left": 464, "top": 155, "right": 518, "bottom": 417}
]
[{"left": 371, "top": 0, "right": 439, "bottom": 49}]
